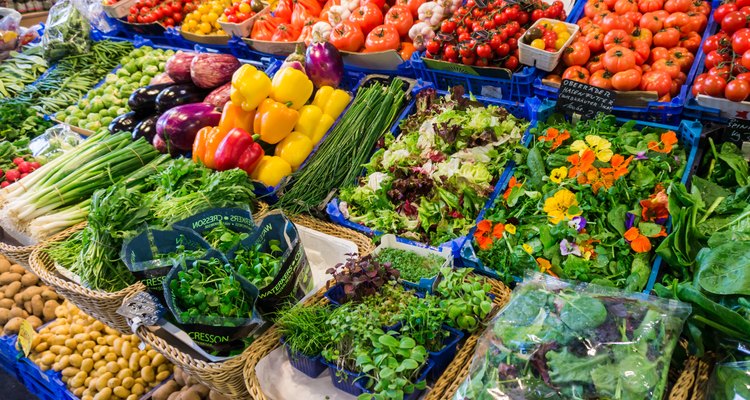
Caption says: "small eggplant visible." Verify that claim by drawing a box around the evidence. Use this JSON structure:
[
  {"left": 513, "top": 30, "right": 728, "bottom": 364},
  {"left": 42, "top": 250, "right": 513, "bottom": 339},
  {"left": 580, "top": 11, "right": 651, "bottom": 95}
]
[
  {"left": 128, "top": 83, "right": 174, "bottom": 114},
  {"left": 108, "top": 112, "right": 142, "bottom": 134},
  {"left": 155, "top": 83, "right": 207, "bottom": 113},
  {"left": 132, "top": 114, "right": 159, "bottom": 143}
]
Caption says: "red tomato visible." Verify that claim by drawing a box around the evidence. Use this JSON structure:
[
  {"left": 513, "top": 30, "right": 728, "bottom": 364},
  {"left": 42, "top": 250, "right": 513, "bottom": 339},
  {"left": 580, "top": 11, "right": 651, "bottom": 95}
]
[
  {"left": 639, "top": 12, "right": 664, "bottom": 33},
  {"left": 733, "top": 28, "right": 750, "bottom": 54},
  {"left": 584, "top": 31, "right": 605, "bottom": 52},
  {"left": 563, "top": 41, "right": 592, "bottom": 66},
  {"left": 623, "top": 11, "right": 643, "bottom": 24},
  {"left": 251, "top": 14, "right": 281, "bottom": 40},
  {"left": 615, "top": 0, "right": 638, "bottom": 14},
  {"left": 563, "top": 66, "right": 591, "bottom": 83},
  {"left": 476, "top": 43, "right": 493, "bottom": 58},
  {"left": 362, "top": 0, "right": 385, "bottom": 9},
  {"left": 664, "top": 12, "right": 689, "bottom": 29},
  {"left": 365, "top": 25, "right": 400, "bottom": 51},
  {"left": 736, "top": 72, "right": 750, "bottom": 81},
  {"left": 640, "top": 70, "right": 673, "bottom": 95},
  {"left": 708, "top": 66, "right": 732, "bottom": 81},
  {"left": 650, "top": 46, "right": 669, "bottom": 62},
  {"left": 702, "top": 74, "right": 727, "bottom": 97},
  {"left": 692, "top": 72, "right": 707, "bottom": 96},
  {"left": 729, "top": 79, "right": 750, "bottom": 101},
  {"left": 585, "top": 0, "right": 608, "bottom": 18},
  {"left": 664, "top": 0, "right": 690, "bottom": 12},
  {"left": 653, "top": 27, "right": 680, "bottom": 47},
  {"left": 702, "top": 33, "right": 728, "bottom": 53},
  {"left": 721, "top": 11, "right": 748, "bottom": 33},
  {"left": 638, "top": 0, "right": 663, "bottom": 13},
  {"left": 705, "top": 50, "right": 729, "bottom": 69},
  {"left": 399, "top": 42, "right": 415, "bottom": 61},
  {"left": 272, "top": 23, "right": 300, "bottom": 42},
  {"left": 589, "top": 69, "right": 614, "bottom": 89},
  {"left": 612, "top": 68, "right": 642, "bottom": 90},
  {"left": 602, "top": 12, "right": 634, "bottom": 33},
  {"left": 652, "top": 58, "right": 681, "bottom": 79},
  {"left": 713, "top": 3, "right": 737, "bottom": 22},
  {"left": 679, "top": 31, "right": 701, "bottom": 52},
  {"left": 633, "top": 40, "right": 651, "bottom": 64},
  {"left": 329, "top": 21, "right": 365, "bottom": 51},
  {"left": 349, "top": 3, "right": 384, "bottom": 35},
  {"left": 587, "top": 55, "right": 606, "bottom": 72},
  {"left": 603, "top": 46, "right": 637, "bottom": 72},
  {"left": 741, "top": 50, "right": 750, "bottom": 70},
  {"left": 668, "top": 47, "right": 694, "bottom": 71},
  {"left": 504, "top": 56, "right": 519, "bottom": 70},
  {"left": 604, "top": 29, "right": 632, "bottom": 50},
  {"left": 631, "top": 26, "right": 653, "bottom": 46},
  {"left": 685, "top": 11, "right": 707, "bottom": 33},
  {"left": 384, "top": 5, "right": 412, "bottom": 37},
  {"left": 690, "top": 0, "right": 711, "bottom": 16}
]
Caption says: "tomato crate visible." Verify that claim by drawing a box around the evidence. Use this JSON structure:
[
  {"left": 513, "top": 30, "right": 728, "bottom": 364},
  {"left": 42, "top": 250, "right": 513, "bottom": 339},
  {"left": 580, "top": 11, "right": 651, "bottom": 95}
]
[
  {"left": 458, "top": 99, "right": 702, "bottom": 293},
  {"left": 410, "top": 0, "right": 583, "bottom": 103},
  {"left": 0, "top": 335, "right": 19, "bottom": 379},
  {"left": 325, "top": 88, "right": 543, "bottom": 253},
  {"left": 533, "top": 0, "right": 715, "bottom": 125},
  {"left": 683, "top": 0, "right": 743, "bottom": 123}
]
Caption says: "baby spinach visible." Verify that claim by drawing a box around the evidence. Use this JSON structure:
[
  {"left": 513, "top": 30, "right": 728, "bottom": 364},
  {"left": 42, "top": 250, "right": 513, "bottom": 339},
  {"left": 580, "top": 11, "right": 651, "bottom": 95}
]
[
  {"left": 560, "top": 296, "right": 607, "bottom": 331},
  {"left": 374, "top": 248, "right": 443, "bottom": 284},
  {"left": 696, "top": 242, "right": 750, "bottom": 296}
]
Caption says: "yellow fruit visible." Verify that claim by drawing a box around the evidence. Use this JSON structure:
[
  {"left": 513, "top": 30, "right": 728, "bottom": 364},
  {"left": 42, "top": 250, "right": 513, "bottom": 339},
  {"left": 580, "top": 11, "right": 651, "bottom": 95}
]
[
  {"left": 238, "top": 2, "right": 250, "bottom": 13},
  {"left": 553, "top": 23, "right": 568, "bottom": 34},
  {"left": 198, "top": 3, "right": 210, "bottom": 13},
  {"left": 557, "top": 31, "right": 571, "bottom": 42},
  {"left": 200, "top": 22, "right": 212, "bottom": 34},
  {"left": 554, "top": 37, "right": 567, "bottom": 50},
  {"left": 531, "top": 39, "right": 545, "bottom": 49}
]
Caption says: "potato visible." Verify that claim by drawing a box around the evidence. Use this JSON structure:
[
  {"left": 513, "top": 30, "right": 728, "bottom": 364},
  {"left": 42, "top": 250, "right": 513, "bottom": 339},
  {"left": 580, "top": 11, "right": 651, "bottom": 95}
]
[
  {"left": 141, "top": 365, "right": 155, "bottom": 383},
  {"left": 208, "top": 390, "right": 230, "bottom": 400},
  {"left": 96, "top": 372, "right": 114, "bottom": 391},
  {"left": 93, "top": 386, "right": 112, "bottom": 400},
  {"left": 173, "top": 367, "right": 186, "bottom": 386},
  {"left": 62, "top": 367, "right": 79, "bottom": 377},
  {"left": 131, "top": 383, "right": 145, "bottom": 396},
  {"left": 185, "top": 374, "right": 199, "bottom": 386},
  {"left": 41, "top": 289, "right": 58, "bottom": 301},
  {"left": 3, "top": 281, "right": 21, "bottom": 299},
  {"left": 20, "top": 273, "right": 38, "bottom": 287},
  {"left": 9, "top": 265, "right": 25, "bottom": 274},
  {"left": 22, "top": 300, "right": 33, "bottom": 315},
  {"left": 9, "top": 306, "right": 26, "bottom": 318},
  {"left": 157, "top": 364, "right": 171, "bottom": 373},
  {"left": 30, "top": 295, "right": 43, "bottom": 317},
  {"left": 21, "top": 286, "right": 43, "bottom": 301},
  {"left": 34, "top": 342, "right": 48, "bottom": 353},
  {"left": 0, "top": 272, "right": 22, "bottom": 285},
  {"left": 176, "top": 390, "right": 201, "bottom": 400},
  {"left": 152, "top": 380, "right": 180, "bottom": 400},
  {"left": 73, "top": 386, "right": 85, "bottom": 397},
  {"left": 191, "top": 384, "right": 210, "bottom": 398},
  {"left": 167, "top": 392, "right": 181, "bottom": 400},
  {"left": 27, "top": 315, "right": 42, "bottom": 329},
  {"left": 0, "top": 258, "right": 10, "bottom": 273},
  {"left": 156, "top": 370, "right": 171, "bottom": 382},
  {"left": 12, "top": 293, "right": 22, "bottom": 305},
  {"left": 120, "top": 340, "right": 131, "bottom": 360},
  {"left": 4, "top": 316, "right": 22, "bottom": 333},
  {"left": 0, "top": 308, "right": 9, "bottom": 325},
  {"left": 107, "top": 377, "right": 121, "bottom": 389},
  {"left": 0, "top": 298, "right": 14, "bottom": 309},
  {"left": 40, "top": 352, "right": 56, "bottom": 365},
  {"left": 127, "top": 395, "right": 139, "bottom": 400},
  {"left": 121, "top": 376, "right": 135, "bottom": 389}
]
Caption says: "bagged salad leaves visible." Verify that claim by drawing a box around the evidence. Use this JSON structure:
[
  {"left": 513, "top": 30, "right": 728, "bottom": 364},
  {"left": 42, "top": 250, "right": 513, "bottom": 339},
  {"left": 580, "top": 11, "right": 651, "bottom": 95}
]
[{"left": 454, "top": 273, "right": 690, "bottom": 400}]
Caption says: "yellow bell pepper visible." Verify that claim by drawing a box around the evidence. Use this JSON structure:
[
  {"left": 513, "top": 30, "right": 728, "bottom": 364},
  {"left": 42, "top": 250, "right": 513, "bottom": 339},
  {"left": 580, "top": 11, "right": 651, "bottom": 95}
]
[
  {"left": 311, "top": 114, "right": 334, "bottom": 144},
  {"left": 256, "top": 99, "right": 299, "bottom": 144},
  {"left": 251, "top": 155, "right": 292, "bottom": 187},
  {"left": 312, "top": 86, "right": 351, "bottom": 118},
  {"left": 231, "top": 64, "right": 272, "bottom": 112},
  {"left": 218, "top": 101, "right": 254, "bottom": 135},
  {"left": 294, "top": 105, "right": 323, "bottom": 139},
  {"left": 270, "top": 67, "right": 313, "bottom": 110},
  {"left": 275, "top": 132, "right": 313, "bottom": 170}
]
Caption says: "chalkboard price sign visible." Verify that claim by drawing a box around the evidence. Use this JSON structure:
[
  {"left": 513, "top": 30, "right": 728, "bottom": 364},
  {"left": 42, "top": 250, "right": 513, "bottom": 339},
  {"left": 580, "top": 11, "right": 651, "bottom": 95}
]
[
  {"left": 556, "top": 79, "right": 615, "bottom": 119},
  {"left": 726, "top": 117, "right": 750, "bottom": 144}
]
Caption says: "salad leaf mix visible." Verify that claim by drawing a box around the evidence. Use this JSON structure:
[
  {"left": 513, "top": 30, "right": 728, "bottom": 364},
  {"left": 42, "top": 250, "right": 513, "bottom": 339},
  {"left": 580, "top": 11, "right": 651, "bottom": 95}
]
[
  {"left": 339, "top": 87, "right": 529, "bottom": 246},
  {"left": 454, "top": 274, "right": 690, "bottom": 400},
  {"left": 473, "top": 114, "right": 688, "bottom": 288}
]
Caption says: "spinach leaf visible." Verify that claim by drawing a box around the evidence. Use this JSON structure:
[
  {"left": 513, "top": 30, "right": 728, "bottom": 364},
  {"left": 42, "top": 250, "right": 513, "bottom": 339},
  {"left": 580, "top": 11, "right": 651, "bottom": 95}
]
[
  {"left": 693, "top": 176, "right": 732, "bottom": 209},
  {"left": 696, "top": 242, "right": 750, "bottom": 295},
  {"left": 547, "top": 348, "right": 609, "bottom": 383},
  {"left": 560, "top": 295, "right": 607, "bottom": 331},
  {"left": 527, "top": 147, "right": 545, "bottom": 190},
  {"left": 607, "top": 204, "right": 627, "bottom": 236},
  {"left": 716, "top": 142, "right": 749, "bottom": 187},
  {"left": 710, "top": 362, "right": 750, "bottom": 400},
  {"left": 619, "top": 354, "right": 659, "bottom": 397},
  {"left": 630, "top": 163, "right": 656, "bottom": 188}
]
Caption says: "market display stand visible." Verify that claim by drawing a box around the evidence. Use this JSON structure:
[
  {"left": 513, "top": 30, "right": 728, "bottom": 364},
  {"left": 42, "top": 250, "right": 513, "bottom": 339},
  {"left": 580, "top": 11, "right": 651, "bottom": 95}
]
[{"left": 20, "top": 11, "right": 47, "bottom": 27}]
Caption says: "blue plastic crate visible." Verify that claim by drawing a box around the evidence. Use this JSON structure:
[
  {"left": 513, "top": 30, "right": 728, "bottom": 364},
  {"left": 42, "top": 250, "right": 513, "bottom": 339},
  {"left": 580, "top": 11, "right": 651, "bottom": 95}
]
[
  {"left": 320, "top": 358, "right": 368, "bottom": 396},
  {"left": 280, "top": 337, "right": 327, "bottom": 378},
  {"left": 533, "top": 0, "right": 714, "bottom": 124},
  {"left": 427, "top": 325, "right": 464, "bottom": 381},
  {"left": 458, "top": 100, "right": 702, "bottom": 292},
  {"left": 325, "top": 88, "right": 543, "bottom": 252},
  {"left": 0, "top": 335, "right": 19, "bottom": 379},
  {"left": 411, "top": 0, "right": 584, "bottom": 103},
  {"left": 17, "top": 357, "right": 59, "bottom": 400}
]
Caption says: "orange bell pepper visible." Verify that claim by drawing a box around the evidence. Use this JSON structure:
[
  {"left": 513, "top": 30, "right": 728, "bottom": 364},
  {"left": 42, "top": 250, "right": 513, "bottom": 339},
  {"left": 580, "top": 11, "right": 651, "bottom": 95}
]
[
  {"left": 255, "top": 98, "right": 299, "bottom": 144},
  {"left": 218, "top": 101, "right": 254, "bottom": 135},
  {"left": 192, "top": 126, "right": 213, "bottom": 165}
]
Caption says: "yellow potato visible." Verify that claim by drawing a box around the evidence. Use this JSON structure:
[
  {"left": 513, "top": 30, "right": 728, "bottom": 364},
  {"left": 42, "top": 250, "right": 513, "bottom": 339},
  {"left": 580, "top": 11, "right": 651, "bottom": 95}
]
[
  {"left": 141, "top": 366, "right": 155, "bottom": 383},
  {"left": 93, "top": 386, "right": 112, "bottom": 400}
]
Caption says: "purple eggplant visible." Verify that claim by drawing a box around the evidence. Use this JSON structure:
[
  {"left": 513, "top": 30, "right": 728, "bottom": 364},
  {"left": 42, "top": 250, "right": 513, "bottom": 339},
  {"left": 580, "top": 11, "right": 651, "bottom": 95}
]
[
  {"left": 165, "top": 51, "right": 197, "bottom": 83},
  {"left": 132, "top": 114, "right": 159, "bottom": 143},
  {"left": 203, "top": 82, "right": 232, "bottom": 108},
  {"left": 190, "top": 53, "right": 241, "bottom": 89},
  {"left": 128, "top": 83, "right": 174, "bottom": 114},
  {"left": 155, "top": 103, "right": 221, "bottom": 152},
  {"left": 108, "top": 112, "right": 142, "bottom": 134},
  {"left": 305, "top": 40, "right": 344, "bottom": 88},
  {"left": 155, "top": 84, "right": 208, "bottom": 113}
]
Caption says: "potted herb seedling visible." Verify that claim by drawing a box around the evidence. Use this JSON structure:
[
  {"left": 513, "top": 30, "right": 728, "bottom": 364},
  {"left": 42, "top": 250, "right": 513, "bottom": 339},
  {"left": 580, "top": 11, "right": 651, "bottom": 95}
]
[
  {"left": 371, "top": 234, "right": 451, "bottom": 293},
  {"left": 435, "top": 267, "right": 494, "bottom": 333},
  {"left": 354, "top": 331, "right": 431, "bottom": 400},
  {"left": 276, "top": 304, "right": 331, "bottom": 378},
  {"left": 324, "top": 253, "right": 400, "bottom": 306}
]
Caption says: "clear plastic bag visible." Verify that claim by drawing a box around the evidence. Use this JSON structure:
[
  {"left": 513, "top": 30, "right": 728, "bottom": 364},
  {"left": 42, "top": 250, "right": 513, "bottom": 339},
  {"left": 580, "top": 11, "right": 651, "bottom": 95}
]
[
  {"left": 28, "top": 124, "right": 84, "bottom": 163},
  {"left": 709, "top": 362, "right": 750, "bottom": 400},
  {"left": 42, "top": 0, "right": 90, "bottom": 61},
  {"left": 0, "top": 8, "right": 22, "bottom": 60},
  {"left": 454, "top": 273, "right": 691, "bottom": 400}
]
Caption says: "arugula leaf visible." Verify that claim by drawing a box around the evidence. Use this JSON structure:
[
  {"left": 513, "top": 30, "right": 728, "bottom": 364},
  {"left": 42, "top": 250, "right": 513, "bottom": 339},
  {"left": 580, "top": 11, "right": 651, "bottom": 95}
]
[{"left": 547, "top": 348, "right": 609, "bottom": 383}]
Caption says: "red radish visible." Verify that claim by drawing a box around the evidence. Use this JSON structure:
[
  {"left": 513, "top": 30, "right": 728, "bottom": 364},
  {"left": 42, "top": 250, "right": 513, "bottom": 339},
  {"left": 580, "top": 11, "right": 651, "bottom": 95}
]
[
  {"left": 30, "top": 162, "right": 41, "bottom": 170},
  {"left": 0, "top": 182, "right": 9, "bottom": 188},
  {"left": 0, "top": 168, "right": 4, "bottom": 176},
  {"left": 18, "top": 162, "right": 31, "bottom": 174},
  {"left": 19, "top": 173, "right": 29, "bottom": 179},
  {"left": 12, "top": 157, "right": 24, "bottom": 166},
  {"left": 5, "top": 169, "right": 20, "bottom": 182}
]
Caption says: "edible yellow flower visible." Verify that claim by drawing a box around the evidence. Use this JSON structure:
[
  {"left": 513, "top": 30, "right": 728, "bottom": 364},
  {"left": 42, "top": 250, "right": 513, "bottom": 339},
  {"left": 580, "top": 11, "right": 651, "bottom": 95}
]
[
  {"left": 543, "top": 189, "right": 582, "bottom": 224},
  {"left": 505, "top": 224, "right": 516, "bottom": 234},
  {"left": 523, "top": 243, "right": 533, "bottom": 254},
  {"left": 549, "top": 166, "right": 568, "bottom": 184},
  {"left": 570, "top": 135, "right": 613, "bottom": 162}
]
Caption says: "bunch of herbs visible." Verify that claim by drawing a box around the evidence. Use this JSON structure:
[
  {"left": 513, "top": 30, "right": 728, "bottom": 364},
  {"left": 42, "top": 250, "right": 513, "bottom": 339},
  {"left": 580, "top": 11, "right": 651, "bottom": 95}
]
[
  {"left": 326, "top": 253, "right": 400, "bottom": 303},
  {"left": 276, "top": 304, "right": 331, "bottom": 357},
  {"left": 374, "top": 248, "right": 444, "bottom": 283}
]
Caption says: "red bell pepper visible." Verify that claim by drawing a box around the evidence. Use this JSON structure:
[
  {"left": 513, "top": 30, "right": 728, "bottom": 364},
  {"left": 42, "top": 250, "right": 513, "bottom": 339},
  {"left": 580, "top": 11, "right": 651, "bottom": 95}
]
[{"left": 213, "top": 128, "right": 265, "bottom": 174}]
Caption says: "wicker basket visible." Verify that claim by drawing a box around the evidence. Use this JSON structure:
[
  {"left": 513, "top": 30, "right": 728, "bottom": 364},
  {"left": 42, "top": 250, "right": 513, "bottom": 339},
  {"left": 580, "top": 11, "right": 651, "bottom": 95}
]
[
  {"left": 130, "top": 214, "right": 375, "bottom": 399},
  {"left": 243, "top": 274, "right": 511, "bottom": 400},
  {"left": 669, "top": 352, "right": 716, "bottom": 400},
  {"left": 0, "top": 222, "right": 83, "bottom": 268}
]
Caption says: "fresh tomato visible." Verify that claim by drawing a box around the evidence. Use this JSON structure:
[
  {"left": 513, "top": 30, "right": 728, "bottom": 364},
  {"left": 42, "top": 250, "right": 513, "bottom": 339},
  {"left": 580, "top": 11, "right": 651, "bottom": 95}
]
[
  {"left": 653, "top": 27, "right": 680, "bottom": 47},
  {"left": 668, "top": 47, "right": 694, "bottom": 71},
  {"left": 563, "top": 66, "right": 591, "bottom": 83},
  {"left": 612, "top": 68, "right": 642, "bottom": 90},
  {"left": 639, "top": 12, "right": 664, "bottom": 33},
  {"left": 741, "top": 50, "right": 750, "bottom": 70},
  {"left": 603, "top": 46, "right": 637, "bottom": 72},
  {"left": 602, "top": 12, "right": 634, "bottom": 33},
  {"left": 685, "top": 11, "right": 707, "bottom": 33},
  {"left": 664, "top": 0, "right": 690, "bottom": 12},
  {"left": 251, "top": 14, "right": 281, "bottom": 40},
  {"left": 365, "top": 25, "right": 400, "bottom": 52},
  {"left": 713, "top": 3, "right": 737, "bottom": 23},
  {"left": 329, "top": 21, "right": 365, "bottom": 51},
  {"left": 563, "top": 41, "right": 591, "bottom": 66},
  {"left": 708, "top": 65, "right": 732, "bottom": 81},
  {"left": 640, "top": 70, "right": 673, "bottom": 96},
  {"left": 443, "top": 44, "right": 458, "bottom": 59},
  {"left": 583, "top": 31, "right": 605, "bottom": 52},
  {"left": 638, "top": 0, "right": 663, "bottom": 13},
  {"left": 272, "top": 23, "right": 300, "bottom": 42},
  {"left": 702, "top": 33, "right": 727, "bottom": 54},
  {"left": 586, "top": 54, "right": 606, "bottom": 72},
  {"left": 545, "top": 73, "right": 563, "bottom": 84},
  {"left": 631, "top": 26, "right": 653, "bottom": 46},
  {"left": 604, "top": 29, "right": 632, "bottom": 50},
  {"left": 623, "top": 11, "right": 643, "bottom": 24},
  {"left": 504, "top": 56, "right": 519, "bottom": 70},
  {"left": 399, "top": 42, "right": 416, "bottom": 60},
  {"left": 349, "top": 3, "right": 384, "bottom": 36},
  {"left": 589, "top": 69, "right": 614, "bottom": 89},
  {"left": 736, "top": 72, "right": 750, "bottom": 81},
  {"left": 679, "top": 31, "right": 701, "bottom": 52},
  {"left": 585, "top": 0, "right": 608, "bottom": 18},
  {"left": 475, "top": 43, "right": 492, "bottom": 58},
  {"left": 726, "top": 77, "right": 750, "bottom": 102},
  {"left": 363, "top": 0, "right": 385, "bottom": 9},
  {"left": 615, "top": 0, "right": 639, "bottom": 14},
  {"left": 632, "top": 40, "right": 651, "bottom": 65},
  {"left": 705, "top": 50, "right": 729, "bottom": 69},
  {"left": 385, "top": 5, "right": 413, "bottom": 37},
  {"left": 425, "top": 39, "right": 440, "bottom": 54},
  {"left": 692, "top": 72, "right": 707, "bottom": 96},
  {"left": 733, "top": 28, "right": 750, "bottom": 54},
  {"left": 652, "top": 58, "right": 681, "bottom": 79},
  {"left": 701, "top": 74, "right": 727, "bottom": 97},
  {"left": 722, "top": 11, "right": 749, "bottom": 33},
  {"left": 664, "top": 12, "right": 689, "bottom": 30}
]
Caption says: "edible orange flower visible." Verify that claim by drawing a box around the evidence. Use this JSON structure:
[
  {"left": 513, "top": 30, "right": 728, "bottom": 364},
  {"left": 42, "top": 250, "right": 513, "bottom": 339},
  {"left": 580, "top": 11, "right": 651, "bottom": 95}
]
[
  {"left": 476, "top": 219, "right": 492, "bottom": 234},
  {"left": 640, "top": 190, "right": 669, "bottom": 222},
  {"left": 492, "top": 223, "right": 505, "bottom": 238},
  {"left": 647, "top": 131, "right": 678, "bottom": 153},
  {"left": 536, "top": 258, "right": 558, "bottom": 277},
  {"left": 475, "top": 220, "right": 495, "bottom": 250},
  {"left": 624, "top": 227, "right": 652, "bottom": 253},
  {"left": 567, "top": 149, "right": 596, "bottom": 178},
  {"left": 601, "top": 154, "right": 634, "bottom": 180},
  {"left": 503, "top": 176, "right": 522, "bottom": 200},
  {"left": 539, "top": 127, "right": 570, "bottom": 149}
]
